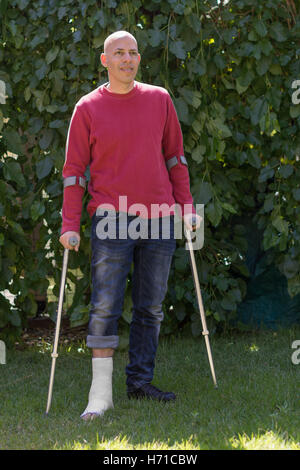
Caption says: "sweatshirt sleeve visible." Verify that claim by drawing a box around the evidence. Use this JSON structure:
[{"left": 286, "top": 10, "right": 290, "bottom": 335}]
[
  {"left": 162, "top": 93, "right": 196, "bottom": 217},
  {"left": 61, "top": 101, "right": 91, "bottom": 235}
]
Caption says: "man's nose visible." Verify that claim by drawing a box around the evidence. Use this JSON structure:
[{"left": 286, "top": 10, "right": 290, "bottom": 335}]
[{"left": 122, "top": 52, "right": 132, "bottom": 61}]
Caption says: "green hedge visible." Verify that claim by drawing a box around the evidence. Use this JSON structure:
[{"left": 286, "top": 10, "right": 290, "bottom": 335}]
[{"left": 1, "top": 0, "right": 300, "bottom": 345}]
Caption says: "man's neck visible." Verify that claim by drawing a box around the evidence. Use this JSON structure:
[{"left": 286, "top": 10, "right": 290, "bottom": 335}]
[{"left": 106, "top": 81, "right": 135, "bottom": 94}]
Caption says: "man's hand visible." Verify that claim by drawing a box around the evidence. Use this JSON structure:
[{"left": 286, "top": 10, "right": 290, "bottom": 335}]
[
  {"left": 59, "top": 231, "right": 80, "bottom": 251},
  {"left": 183, "top": 213, "right": 201, "bottom": 232}
]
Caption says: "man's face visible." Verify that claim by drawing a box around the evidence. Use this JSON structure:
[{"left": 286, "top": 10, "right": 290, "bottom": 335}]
[{"left": 101, "top": 35, "right": 141, "bottom": 88}]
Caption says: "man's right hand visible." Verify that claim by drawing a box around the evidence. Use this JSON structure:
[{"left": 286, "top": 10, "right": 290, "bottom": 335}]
[{"left": 59, "top": 231, "right": 80, "bottom": 251}]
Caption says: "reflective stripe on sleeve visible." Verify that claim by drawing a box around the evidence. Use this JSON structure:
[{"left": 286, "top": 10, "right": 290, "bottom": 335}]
[{"left": 63, "top": 176, "right": 86, "bottom": 189}]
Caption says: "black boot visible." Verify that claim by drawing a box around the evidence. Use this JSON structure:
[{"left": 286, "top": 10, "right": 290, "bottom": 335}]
[{"left": 127, "top": 383, "right": 176, "bottom": 402}]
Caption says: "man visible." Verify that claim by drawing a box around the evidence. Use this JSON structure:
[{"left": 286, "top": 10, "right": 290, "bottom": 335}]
[{"left": 60, "top": 31, "right": 200, "bottom": 420}]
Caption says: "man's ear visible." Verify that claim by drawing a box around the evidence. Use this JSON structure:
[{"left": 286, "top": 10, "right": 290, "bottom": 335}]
[{"left": 100, "top": 53, "right": 107, "bottom": 67}]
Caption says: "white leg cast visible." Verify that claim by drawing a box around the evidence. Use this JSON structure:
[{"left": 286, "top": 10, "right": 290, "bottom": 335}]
[{"left": 81, "top": 357, "right": 113, "bottom": 420}]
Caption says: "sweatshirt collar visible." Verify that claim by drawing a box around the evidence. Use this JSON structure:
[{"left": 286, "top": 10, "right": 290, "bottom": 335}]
[{"left": 99, "top": 81, "right": 139, "bottom": 99}]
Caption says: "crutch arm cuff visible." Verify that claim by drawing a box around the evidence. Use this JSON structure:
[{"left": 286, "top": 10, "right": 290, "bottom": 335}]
[
  {"left": 165, "top": 155, "right": 188, "bottom": 172},
  {"left": 63, "top": 176, "right": 86, "bottom": 189}
]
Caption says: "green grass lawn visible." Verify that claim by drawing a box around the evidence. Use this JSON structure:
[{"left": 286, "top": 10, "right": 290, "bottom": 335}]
[{"left": 0, "top": 327, "right": 299, "bottom": 450}]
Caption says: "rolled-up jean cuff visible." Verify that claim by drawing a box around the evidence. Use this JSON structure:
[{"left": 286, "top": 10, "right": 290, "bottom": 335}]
[{"left": 86, "top": 334, "right": 119, "bottom": 349}]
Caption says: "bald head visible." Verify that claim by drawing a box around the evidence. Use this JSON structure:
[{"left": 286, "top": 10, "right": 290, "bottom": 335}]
[
  {"left": 101, "top": 31, "right": 141, "bottom": 94},
  {"left": 104, "top": 31, "right": 138, "bottom": 54}
]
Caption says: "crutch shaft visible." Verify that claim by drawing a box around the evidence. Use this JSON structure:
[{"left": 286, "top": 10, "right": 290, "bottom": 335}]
[
  {"left": 45, "top": 236, "right": 78, "bottom": 415},
  {"left": 45, "top": 248, "right": 69, "bottom": 415},
  {"left": 185, "top": 227, "right": 218, "bottom": 388}
]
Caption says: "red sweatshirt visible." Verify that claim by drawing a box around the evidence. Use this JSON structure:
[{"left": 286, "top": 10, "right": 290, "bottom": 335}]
[{"left": 61, "top": 81, "right": 195, "bottom": 234}]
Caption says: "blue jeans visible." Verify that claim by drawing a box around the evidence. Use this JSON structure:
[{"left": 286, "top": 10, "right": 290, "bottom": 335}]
[{"left": 87, "top": 212, "right": 176, "bottom": 391}]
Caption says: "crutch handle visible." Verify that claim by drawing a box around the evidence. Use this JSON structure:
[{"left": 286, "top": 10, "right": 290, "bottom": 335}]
[
  {"left": 69, "top": 236, "right": 79, "bottom": 247},
  {"left": 190, "top": 215, "right": 197, "bottom": 232},
  {"left": 184, "top": 215, "right": 198, "bottom": 234}
]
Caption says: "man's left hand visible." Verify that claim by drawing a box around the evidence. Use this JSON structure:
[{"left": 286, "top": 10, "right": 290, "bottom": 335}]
[{"left": 183, "top": 213, "right": 201, "bottom": 232}]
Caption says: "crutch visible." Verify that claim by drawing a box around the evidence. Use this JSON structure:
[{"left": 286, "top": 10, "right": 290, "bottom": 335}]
[
  {"left": 184, "top": 218, "right": 218, "bottom": 388},
  {"left": 45, "top": 236, "right": 78, "bottom": 415}
]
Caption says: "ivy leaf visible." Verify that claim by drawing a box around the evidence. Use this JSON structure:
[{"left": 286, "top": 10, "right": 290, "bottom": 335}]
[
  {"left": 39, "top": 129, "right": 54, "bottom": 150},
  {"left": 49, "top": 119, "right": 64, "bottom": 128},
  {"left": 236, "top": 79, "right": 248, "bottom": 95},
  {"left": 179, "top": 88, "right": 201, "bottom": 108},
  {"left": 269, "top": 22, "right": 287, "bottom": 42},
  {"left": 258, "top": 165, "right": 274, "bottom": 182},
  {"left": 36, "top": 156, "right": 53, "bottom": 180},
  {"left": 214, "top": 54, "right": 226, "bottom": 69},
  {"left": 208, "top": 118, "right": 232, "bottom": 138},
  {"left": 3, "top": 160, "right": 26, "bottom": 187},
  {"left": 197, "top": 182, "right": 213, "bottom": 205},
  {"left": 148, "top": 29, "right": 163, "bottom": 47},
  {"left": 191, "top": 145, "right": 206, "bottom": 163},
  {"left": 28, "top": 117, "right": 44, "bottom": 134},
  {"left": 9, "top": 310, "right": 21, "bottom": 327},
  {"left": 174, "top": 301, "right": 187, "bottom": 322},
  {"left": 7, "top": 219, "right": 25, "bottom": 236},
  {"left": 292, "top": 188, "right": 300, "bottom": 201},
  {"left": 290, "top": 105, "right": 300, "bottom": 119},
  {"left": 187, "top": 13, "right": 201, "bottom": 34},
  {"left": 287, "top": 276, "right": 300, "bottom": 298},
  {"left": 278, "top": 164, "right": 293, "bottom": 179},
  {"left": 45, "top": 46, "right": 60, "bottom": 64},
  {"left": 256, "top": 56, "right": 272, "bottom": 75},
  {"left": 223, "top": 28, "right": 237, "bottom": 45},
  {"left": 169, "top": 40, "right": 186, "bottom": 59},
  {"left": 49, "top": 70, "right": 64, "bottom": 96},
  {"left": 2, "top": 128, "right": 23, "bottom": 155},
  {"left": 206, "top": 200, "right": 222, "bottom": 227},
  {"left": 69, "top": 304, "right": 89, "bottom": 328},
  {"left": 259, "top": 39, "right": 273, "bottom": 55},
  {"left": 236, "top": 70, "right": 254, "bottom": 93},
  {"left": 221, "top": 296, "right": 236, "bottom": 311},
  {"left": 272, "top": 215, "right": 289, "bottom": 235},
  {"left": 282, "top": 256, "right": 299, "bottom": 279},
  {"left": 221, "top": 202, "right": 238, "bottom": 214},
  {"left": 194, "top": 58, "right": 206, "bottom": 76},
  {"left": 253, "top": 19, "right": 268, "bottom": 37},
  {"left": 58, "top": 7, "right": 68, "bottom": 20},
  {"left": 35, "top": 62, "right": 49, "bottom": 80},
  {"left": 30, "top": 200, "right": 45, "bottom": 221},
  {"left": 247, "top": 150, "right": 261, "bottom": 169},
  {"left": 173, "top": 97, "right": 189, "bottom": 124},
  {"left": 250, "top": 98, "right": 268, "bottom": 125}
]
